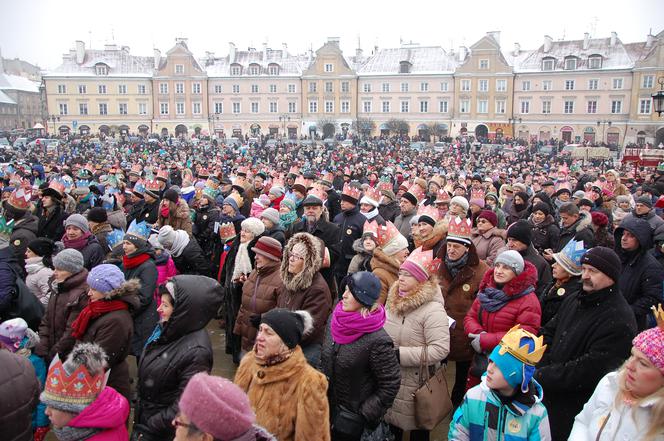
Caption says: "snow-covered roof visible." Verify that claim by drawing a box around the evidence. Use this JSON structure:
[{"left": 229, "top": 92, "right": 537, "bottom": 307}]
[
  {"left": 205, "top": 48, "right": 309, "bottom": 77},
  {"left": 0, "top": 90, "right": 16, "bottom": 105},
  {"left": 45, "top": 48, "right": 154, "bottom": 78},
  {"left": 0, "top": 72, "right": 40, "bottom": 93},
  {"left": 358, "top": 46, "right": 457, "bottom": 75}
]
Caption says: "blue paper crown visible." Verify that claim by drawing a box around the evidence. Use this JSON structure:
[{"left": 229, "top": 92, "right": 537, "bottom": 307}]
[
  {"left": 560, "top": 239, "right": 586, "bottom": 268},
  {"left": 106, "top": 229, "right": 125, "bottom": 250},
  {"left": 126, "top": 220, "right": 151, "bottom": 240},
  {"left": 101, "top": 194, "right": 115, "bottom": 211},
  {"left": 75, "top": 179, "right": 91, "bottom": 189},
  {"left": 133, "top": 182, "right": 146, "bottom": 195}
]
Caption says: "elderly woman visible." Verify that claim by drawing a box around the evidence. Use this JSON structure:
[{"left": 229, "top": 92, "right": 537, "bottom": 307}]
[
  {"left": 384, "top": 247, "right": 450, "bottom": 441},
  {"left": 235, "top": 308, "right": 331, "bottom": 441},
  {"left": 471, "top": 210, "right": 505, "bottom": 267},
  {"left": 569, "top": 305, "right": 664, "bottom": 441},
  {"left": 321, "top": 271, "right": 401, "bottom": 441},
  {"left": 540, "top": 240, "right": 585, "bottom": 326}
]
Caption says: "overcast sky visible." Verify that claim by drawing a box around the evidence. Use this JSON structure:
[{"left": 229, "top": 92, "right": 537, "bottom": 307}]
[{"left": 1, "top": 0, "right": 663, "bottom": 70}]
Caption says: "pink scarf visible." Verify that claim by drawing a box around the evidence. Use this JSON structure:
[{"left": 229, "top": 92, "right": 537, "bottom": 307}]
[
  {"left": 62, "top": 231, "right": 92, "bottom": 250},
  {"left": 330, "top": 302, "right": 386, "bottom": 345}
]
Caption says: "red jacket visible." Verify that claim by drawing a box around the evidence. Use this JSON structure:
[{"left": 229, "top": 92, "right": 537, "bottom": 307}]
[{"left": 463, "top": 260, "right": 541, "bottom": 352}]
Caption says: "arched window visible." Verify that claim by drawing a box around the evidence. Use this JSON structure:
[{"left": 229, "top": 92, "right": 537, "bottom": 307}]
[
  {"left": 399, "top": 61, "right": 412, "bottom": 74},
  {"left": 95, "top": 63, "right": 109, "bottom": 75},
  {"left": 230, "top": 63, "right": 242, "bottom": 76},
  {"left": 267, "top": 63, "right": 280, "bottom": 75},
  {"left": 541, "top": 57, "right": 555, "bottom": 71},
  {"left": 248, "top": 63, "right": 261, "bottom": 75},
  {"left": 564, "top": 56, "right": 578, "bottom": 70}
]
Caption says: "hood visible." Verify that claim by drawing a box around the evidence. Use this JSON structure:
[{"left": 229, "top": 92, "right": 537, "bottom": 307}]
[
  {"left": 107, "top": 278, "right": 141, "bottom": 311},
  {"left": 31, "top": 164, "right": 45, "bottom": 180},
  {"left": 614, "top": 216, "right": 653, "bottom": 251},
  {"left": 479, "top": 260, "right": 538, "bottom": 296},
  {"left": 387, "top": 277, "right": 443, "bottom": 316},
  {"left": 280, "top": 232, "right": 322, "bottom": 293},
  {"left": 14, "top": 213, "right": 38, "bottom": 233},
  {"left": 352, "top": 237, "right": 373, "bottom": 255},
  {"left": 479, "top": 376, "right": 544, "bottom": 416},
  {"left": 162, "top": 275, "right": 223, "bottom": 341},
  {"left": 68, "top": 386, "right": 129, "bottom": 431}
]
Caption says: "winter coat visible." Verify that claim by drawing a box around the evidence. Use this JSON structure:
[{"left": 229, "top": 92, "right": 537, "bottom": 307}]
[
  {"left": 383, "top": 278, "right": 450, "bottom": 430},
  {"left": 122, "top": 252, "right": 159, "bottom": 356},
  {"left": 136, "top": 275, "right": 222, "bottom": 441},
  {"left": 264, "top": 225, "right": 286, "bottom": 246},
  {"left": 505, "top": 203, "right": 530, "bottom": 225},
  {"left": 333, "top": 206, "right": 366, "bottom": 275},
  {"left": 277, "top": 233, "right": 332, "bottom": 346},
  {"left": 288, "top": 218, "right": 340, "bottom": 295},
  {"left": 107, "top": 209, "right": 127, "bottom": 231},
  {"left": 625, "top": 210, "right": 664, "bottom": 238},
  {"left": 535, "top": 285, "right": 637, "bottom": 441},
  {"left": 157, "top": 199, "right": 193, "bottom": 236},
  {"left": 10, "top": 212, "right": 38, "bottom": 270},
  {"left": 464, "top": 261, "right": 541, "bottom": 353},
  {"left": 471, "top": 227, "right": 506, "bottom": 266},
  {"left": 77, "top": 279, "right": 140, "bottom": 403},
  {"left": 320, "top": 322, "right": 401, "bottom": 430},
  {"left": 35, "top": 270, "right": 89, "bottom": 361},
  {"left": 65, "top": 234, "right": 105, "bottom": 271},
  {"left": 25, "top": 257, "right": 53, "bottom": 306},
  {"left": 378, "top": 200, "right": 400, "bottom": 223},
  {"left": 193, "top": 204, "right": 221, "bottom": 259},
  {"left": 66, "top": 387, "right": 129, "bottom": 441},
  {"left": 234, "top": 260, "right": 284, "bottom": 351},
  {"left": 394, "top": 209, "right": 416, "bottom": 239},
  {"left": 614, "top": 216, "right": 664, "bottom": 330},
  {"left": 569, "top": 371, "right": 659, "bottom": 441},
  {"left": 437, "top": 244, "right": 488, "bottom": 362},
  {"left": 557, "top": 211, "right": 595, "bottom": 251},
  {"left": 539, "top": 276, "right": 582, "bottom": 326},
  {"left": 371, "top": 248, "right": 399, "bottom": 306},
  {"left": 529, "top": 214, "right": 560, "bottom": 254},
  {"left": 0, "top": 349, "right": 39, "bottom": 441},
  {"left": 520, "top": 245, "right": 553, "bottom": 298},
  {"left": 154, "top": 251, "right": 177, "bottom": 293},
  {"left": 327, "top": 188, "right": 342, "bottom": 221},
  {"left": 37, "top": 204, "right": 67, "bottom": 241},
  {"left": 347, "top": 238, "right": 373, "bottom": 274},
  {"left": 172, "top": 236, "right": 212, "bottom": 276},
  {"left": 128, "top": 200, "right": 159, "bottom": 226},
  {"left": 91, "top": 222, "right": 113, "bottom": 253},
  {"left": 0, "top": 246, "right": 20, "bottom": 319},
  {"left": 235, "top": 347, "right": 331, "bottom": 441},
  {"left": 448, "top": 377, "right": 550, "bottom": 441}
]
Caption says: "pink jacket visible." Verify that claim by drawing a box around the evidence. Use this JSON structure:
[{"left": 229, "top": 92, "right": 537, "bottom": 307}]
[
  {"left": 68, "top": 387, "right": 129, "bottom": 441},
  {"left": 154, "top": 253, "right": 178, "bottom": 304}
]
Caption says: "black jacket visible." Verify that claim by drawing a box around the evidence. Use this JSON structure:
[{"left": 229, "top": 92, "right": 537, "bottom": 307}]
[
  {"left": 556, "top": 212, "right": 595, "bottom": 252},
  {"left": 72, "top": 234, "right": 105, "bottom": 270},
  {"left": 37, "top": 204, "right": 67, "bottom": 241},
  {"left": 535, "top": 285, "right": 636, "bottom": 441},
  {"left": 326, "top": 189, "right": 342, "bottom": 221},
  {"left": 0, "top": 350, "right": 39, "bottom": 441},
  {"left": 538, "top": 276, "right": 582, "bottom": 326},
  {"left": 333, "top": 206, "right": 366, "bottom": 275},
  {"left": 9, "top": 212, "right": 38, "bottom": 272},
  {"left": 123, "top": 250, "right": 159, "bottom": 356},
  {"left": 264, "top": 225, "right": 286, "bottom": 246},
  {"left": 320, "top": 325, "right": 401, "bottom": 429},
  {"left": 136, "top": 275, "right": 222, "bottom": 441},
  {"left": 193, "top": 205, "right": 221, "bottom": 260},
  {"left": 520, "top": 245, "right": 552, "bottom": 298},
  {"left": 172, "top": 237, "right": 212, "bottom": 277},
  {"left": 529, "top": 215, "right": 560, "bottom": 254},
  {"left": 378, "top": 200, "right": 399, "bottom": 223}
]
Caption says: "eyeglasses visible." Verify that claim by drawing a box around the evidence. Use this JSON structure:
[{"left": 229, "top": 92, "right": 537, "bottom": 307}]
[
  {"left": 172, "top": 418, "right": 192, "bottom": 429},
  {"left": 289, "top": 253, "right": 304, "bottom": 261}
]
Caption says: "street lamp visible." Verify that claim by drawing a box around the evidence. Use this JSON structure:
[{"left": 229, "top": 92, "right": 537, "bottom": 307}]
[
  {"left": 652, "top": 77, "right": 664, "bottom": 117},
  {"left": 48, "top": 115, "right": 60, "bottom": 135},
  {"left": 597, "top": 120, "right": 612, "bottom": 145},
  {"left": 207, "top": 113, "right": 220, "bottom": 138},
  {"left": 278, "top": 114, "right": 291, "bottom": 139},
  {"left": 508, "top": 117, "right": 522, "bottom": 140}
]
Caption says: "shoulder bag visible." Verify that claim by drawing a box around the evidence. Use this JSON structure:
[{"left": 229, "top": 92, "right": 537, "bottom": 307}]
[{"left": 412, "top": 335, "right": 453, "bottom": 430}]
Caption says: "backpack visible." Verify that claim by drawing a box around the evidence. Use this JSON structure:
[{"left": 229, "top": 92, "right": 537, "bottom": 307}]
[{"left": 5, "top": 269, "right": 45, "bottom": 330}]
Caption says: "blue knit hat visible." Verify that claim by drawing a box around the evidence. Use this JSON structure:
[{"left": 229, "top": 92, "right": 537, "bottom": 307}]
[
  {"left": 87, "top": 264, "right": 126, "bottom": 296},
  {"left": 223, "top": 196, "right": 239, "bottom": 212}
]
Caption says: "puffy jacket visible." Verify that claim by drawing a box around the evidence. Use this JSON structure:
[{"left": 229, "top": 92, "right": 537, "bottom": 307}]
[
  {"left": 529, "top": 214, "right": 560, "bottom": 254},
  {"left": 0, "top": 349, "right": 39, "bottom": 441},
  {"left": 35, "top": 270, "right": 89, "bottom": 361},
  {"left": 154, "top": 251, "right": 178, "bottom": 294},
  {"left": 471, "top": 227, "right": 506, "bottom": 266},
  {"left": 135, "top": 275, "right": 222, "bottom": 441},
  {"left": 157, "top": 199, "right": 193, "bottom": 236},
  {"left": 122, "top": 250, "right": 159, "bottom": 356},
  {"left": 0, "top": 246, "right": 20, "bottom": 318},
  {"left": 383, "top": 278, "right": 450, "bottom": 431},
  {"left": 464, "top": 261, "right": 541, "bottom": 353},
  {"left": 370, "top": 248, "right": 399, "bottom": 305},
  {"left": 234, "top": 260, "right": 284, "bottom": 351},
  {"left": 64, "top": 233, "right": 105, "bottom": 271},
  {"left": 25, "top": 257, "right": 53, "bottom": 306},
  {"left": 67, "top": 387, "right": 129, "bottom": 441}
]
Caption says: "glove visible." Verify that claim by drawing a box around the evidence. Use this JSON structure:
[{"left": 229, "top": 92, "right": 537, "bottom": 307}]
[
  {"left": 249, "top": 314, "right": 261, "bottom": 328},
  {"left": 468, "top": 332, "right": 485, "bottom": 353}
]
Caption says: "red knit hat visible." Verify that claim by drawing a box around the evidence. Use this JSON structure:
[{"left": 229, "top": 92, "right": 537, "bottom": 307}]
[
  {"left": 477, "top": 210, "right": 498, "bottom": 227},
  {"left": 590, "top": 211, "right": 608, "bottom": 227},
  {"left": 251, "top": 236, "right": 282, "bottom": 261}
]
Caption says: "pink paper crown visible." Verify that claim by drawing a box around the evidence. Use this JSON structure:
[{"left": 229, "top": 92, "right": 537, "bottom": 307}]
[
  {"left": 417, "top": 204, "right": 441, "bottom": 222},
  {"left": 363, "top": 220, "right": 379, "bottom": 238},
  {"left": 405, "top": 184, "right": 425, "bottom": 203},
  {"left": 447, "top": 216, "right": 473, "bottom": 241},
  {"left": 308, "top": 186, "right": 328, "bottom": 202},
  {"left": 470, "top": 188, "right": 485, "bottom": 201},
  {"left": 377, "top": 180, "right": 393, "bottom": 192},
  {"left": 363, "top": 186, "right": 381, "bottom": 203},
  {"left": 8, "top": 187, "right": 32, "bottom": 210},
  {"left": 288, "top": 165, "right": 300, "bottom": 175},
  {"left": 342, "top": 183, "right": 361, "bottom": 201},
  {"left": 376, "top": 221, "right": 401, "bottom": 248},
  {"left": 404, "top": 247, "right": 441, "bottom": 276},
  {"left": 156, "top": 169, "right": 169, "bottom": 180},
  {"left": 435, "top": 188, "right": 451, "bottom": 203},
  {"left": 219, "top": 222, "right": 237, "bottom": 241}
]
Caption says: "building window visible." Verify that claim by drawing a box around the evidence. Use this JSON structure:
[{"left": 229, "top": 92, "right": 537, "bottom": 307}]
[
  {"left": 341, "top": 81, "right": 349, "bottom": 93},
  {"left": 363, "top": 83, "right": 371, "bottom": 93},
  {"left": 399, "top": 61, "right": 411, "bottom": 74},
  {"left": 440, "top": 100, "right": 449, "bottom": 113},
  {"left": 251, "top": 84, "right": 259, "bottom": 93},
  {"left": 160, "top": 103, "right": 169, "bottom": 115},
  {"left": 565, "top": 80, "right": 575, "bottom": 90},
  {"left": 520, "top": 100, "right": 530, "bottom": 114},
  {"left": 325, "top": 81, "right": 333, "bottom": 93},
  {"left": 268, "top": 65, "right": 279, "bottom": 75},
  {"left": 588, "top": 56, "right": 602, "bottom": 69},
  {"left": 251, "top": 102, "right": 259, "bottom": 113},
  {"left": 382, "top": 101, "right": 390, "bottom": 113},
  {"left": 477, "top": 100, "right": 488, "bottom": 114},
  {"left": 461, "top": 80, "right": 471, "bottom": 92},
  {"left": 79, "top": 103, "right": 87, "bottom": 115},
  {"left": 564, "top": 57, "right": 577, "bottom": 70},
  {"left": 612, "top": 78, "right": 623, "bottom": 89},
  {"left": 288, "top": 84, "right": 296, "bottom": 93},
  {"left": 478, "top": 80, "right": 488, "bottom": 92},
  {"left": 639, "top": 99, "right": 652, "bottom": 114},
  {"left": 420, "top": 101, "right": 429, "bottom": 113},
  {"left": 214, "top": 102, "right": 223, "bottom": 114},
  {"left": 249, "top": 65, "right": 260, "bottom": 75},
  {"left": 288, "top": 102, "right": 297, "bottom": 113},
  {"left": 138, "top": 103, "right": 147, "bottom": 115},
  {"left": 588, "top": 79, "right": 599, "bottom": 90},
  {"left": 400, "top": 101, "right": 409, "bottom": 113},
  {"left": 341, "top": 101, "right": 350, "bottom": 113},
  {"left": 479, "top": 59, "right": 489, "bottom": 69},
  {"left": 401, "top": 82, "right": 409, "bottom": 93},
  {"left": 611, "top": 100, "right": 622, "bottom": 114},
  {"left": 214, "top": 85, "right": 222, "bottom": 94},
  {"left": 440, "top": 81, "right": 448, "bottom": 92},
  {"left": 192, "top": 83, "right": 201, "bottom": 94},
  {"left": 420, "top": 82, "right": 429, "bottom": 92},
  {"left": 325, "top": 101, "right": 334, "bottom": 113},
  {"left": 98, "top": 103, "right": 107, "bottom": 115},
  {"left": 587, "top": 100, "right": 597, "bottom": 113},
  {"left": 522, "top": 80, "right": 531, "bottom": 91},
  {"left": 77, "top": 85, "right": 86, "bottom": 94},
  {"left": 309, "top": 82, "right": 317, "bottom": 93},
  {"left": 95, "top": 65, "right": 108, "bottom": 75},
  {"left": 192, "top": 102, "right": 201, "bottom": 114},
  {"left": 138, "top": 84, "right": 147, "bottom": 94},
  {"left": 459, "top": 99, "right": 470, "bottom": 113},
  {"left": 564, "top": 100, "right": 574, "bottom": 114},
  {"left": 176, "top": 102, "right": 185, "bottom": 115},
  {"left": 324, "top": 63, "right": 333, "bottom": 72},
  {"left": 230, "top": 66, "right": 241, "bottom": 76},
  {"left": 542, "top": 58, "right": 554, "bottom": 71},
  {"left": 269, "top": 102, "right": 278, "bottom": 113},
  {"left": 175, "top": 83, "right": 184, "bottom": 94},
  {"left": 542, "top": 101, "right": 551, "bottom": 114},
  {"left": 98, "top": 85, "right": 106, "bottom": 94},
  {"left": 118, "top": 103, "right": 128, "bottom": 115},
  {"left": 159, "top": 83, "right": 168, "bottom": 94},
  {"left": 382, "top": 83, "right": 390, "bottom": 93},
  {"left": 58, "top": 103, "right": 68, "bottom": 115},
  {"left": 309, "top": 100, "right": 318, "bottom": 113},
  {"left": 496, "top": 79, "right": 506, "bottom": 92},
  {"left": 175, "top": 64, "right": 184, "bottom": 74},
  {"left": 233, "top": 102, "right": 241, "bottom": 114},
  {"left": 363, "top": 101, "right": 372, "bottom": 113},
  {"left": 642, "top": 75, "right": 654, "bottom": 88},
  {"left": 232, "top": 84, "right": 240, "bottom": 93},
  {"left": 495, "top": 100, "right": 505, "bottom": 114},
  {"left": 542, "top": 80, "right": 552, "bottom": 91},
  {"left": 269, "top": 84, "right": 277, "bottom": 93}
]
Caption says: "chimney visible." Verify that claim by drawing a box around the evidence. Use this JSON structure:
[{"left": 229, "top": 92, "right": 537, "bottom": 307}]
[
  {"left": 543, "top": 35, "right": 553, "bottom": 53},
  {"left": 282, "top": 43, "right": 288, "bottom": 59},
  {"left": 373, "top": 45, "right": 378, "bottom": 55},
  {"left": 583, "top": 33, "right": 590, "bottom": 50},
  {"left": 153, "top": 48, "right": 161, "bottom": 70},
  {"left": 646, "top": 33, "right": 655, "bottom": 48},
  {"left": 327, "top": 37, "right": 340, "bottom": 47},
  {"left": 356, "top": 47, "right": 363, "bottom": 57},
  {"left": 458, "top": 46, "right": 468, "bottom": 62},
  {"left": 229, "top": 42, "right": 236, "bottom": 63},
  {"left": 121, "top": 45, "right": 130, "bottom": 53},
  {"left": 75, "top": 40, "right": 85, "bottom": 64},
  {"left": 487, "top": 31, "right": 501, "bottom": 45},
  {"left": 175, "top": 37, "right": 188, "bottom": 48},
  {"left": 610, "top": 31, "right": 617, "bottom": 46},
  {"left": 263, "top": 42, "right": 268, "bottom": 61},
  {"left": 513, "top": 42, "right": 521, "bottom": 56}
]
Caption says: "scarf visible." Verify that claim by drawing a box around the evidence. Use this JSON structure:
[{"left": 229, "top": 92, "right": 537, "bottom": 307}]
[
  {"left": 123, "top": 252, "right": 151, "bottom": 269},
  {"left": 362, "top": 208, "right": 379, "bottom": 220},
  {"left": 254, "top": 346, "right": 293, "bottom": 367},
  {"left": 330, "top": 302, "right": 386, "bottom": 344},
  {"left": 145, "top": 323, "right": 163, "bottom": 347},
  {"left": 62, "top": 231, "right": 92, "bottom": 251},
  {"left": 232, "top": 242, "right": 253, "bottom": 281},
  {"left": 160, "top": 204, "right": 170, "bottom": 218},
  {"left": 169, "top": 230, "right": 190, "bottom": 257},
  {"left": 279, "top": 210, "right": 298, "bottom": 229},
  {"left": 51, "top": 425, "right": 100, "bottom": 441},
  {"left": 477, "top": 285, "right": 534, "bottom": 313},
  {"left": 71, "top": 300, "right": 128, "bottom": 339},
  {"left": 445, "top": 252, "right": 469, "bottom": 278},
  {"left": 25, "top": 256, "right": 45, "bottom": 275}
]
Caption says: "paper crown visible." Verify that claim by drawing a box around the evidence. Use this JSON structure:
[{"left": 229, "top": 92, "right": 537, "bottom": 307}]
[
  {"left": 219, "top": 222, "right": 237, "bottom": 241},
  {"left": 429, "top": 175, "right": 444, "bottom": 188},
  {"left": 377, "top": 180, "right": 393, "bottom": 193},
  {"left": 557, "top": 163, "right": 569, "bottom": 176},
  {"left": 106, "top": 229, "right": 125, "bottom": 250},
  {"left": 156, "top": 169, "right": 169, "bottom": 181},
  {"left": 126, "top": 220, "right": 151, "bottom": 240},
  {"left": 197, "top": 167, "right": 210, "bottom": 178},
  {"left": 555, "top": 180, "right": 572, "bottom": 192},
  {"left": 7, "top": 187, "right": 32, "bottom": 211},
  {"left": 363, "top": 186, "right": 381, "bottom": 204},
  {"left": 447, "top": 216, "right": 472, "bottom": 243},
  {"left": 376, "top": 221, "right": 401, "bottom": 248},
  {"left": 272, "top": 177, "right": 285, "bottom": 189},
  {"left": 470, "top": 188, "right": 485, "bottom": 201},
  {"left": 129, "top": 164, "right": 143, "bottom": 175},
  {"left": 553, "top": 239, "right": 586, "bottom": 275},
  {"left": 497, "top": 325, "right": 547, "bottom": 366},
  {"left": 435, "top": 188, "right": 451, "bottom": 203},
  {"left": 288, "top": 165, "right": 300, "bottom": 175},
  {"left": 46, "top": 179, "right": 65, "bottom": 196},
  {"left": 342, "top": 183, "right": 361, "bottom": 201},
  {"left": 405, "top": 184, "right": 425, "bottom": 204},
  {"left": 202, "top": 187, "right": 217, "bottom": 201},
  {"left": 100, "top": 194, "right": 115, "bottom": 212},
  {"left": 308, "top": 186, "right": 327, "bottom": 202},
  {"left": 145, "top": 179, "right": 161, "bottom": 192},
  {"left": 41, "top": 354, "right": 106, "bottom": 410},
  {"left": 363, "top": 220, "right": 379, "bottom": 238},
  {"left": 319, "top": 171, "right": 334, "bottom": 186},
  {"left": 236, "top": 166, "right": 249, "bottom": 176},
  {"left": 403, "top": 247, "right": 441, "bottom": 276},
  {"left": 0, "top": 216, "right": 15, "bottom": 239},
  {"left": 75, "top": 179, "right": 91, "bottom": 189},
  {"left": 653, "top": 304, "right": 664, "bottom": 331},
  {"left": 417, "top": 204, "right": 441, "bottom": 222},
  {"left": 132, "top": 180, "right": 146, "bottom": 196}
]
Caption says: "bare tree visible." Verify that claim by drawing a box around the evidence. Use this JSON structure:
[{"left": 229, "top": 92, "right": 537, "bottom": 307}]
[
  {"left": 351, "top": 117, "right": 376, "bottom": 139},
  {"left": 428, "top": 122, "right": 449, "bottom": 142},
  {"left": 386, "top": 118, "right": 410, "bottom": 136}
]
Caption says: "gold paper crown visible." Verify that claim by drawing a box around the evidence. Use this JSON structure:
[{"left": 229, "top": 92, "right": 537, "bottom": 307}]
[
  {"left": 498, "top": 325, "right": 547, "bottom": 366},
  {"left": 653, "top": 304, "right": 664, "bottom": 331}
]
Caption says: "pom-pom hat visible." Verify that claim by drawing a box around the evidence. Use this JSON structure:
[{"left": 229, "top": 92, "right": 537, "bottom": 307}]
[{"left": 632, "top": 305, "right": 664, "bottom": 374}]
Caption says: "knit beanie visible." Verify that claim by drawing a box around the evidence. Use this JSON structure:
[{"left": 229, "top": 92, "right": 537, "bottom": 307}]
[
  {"left": 507, "top": 220, "right": 532, "bottom": 246},
  {"left": 477, "top": 210, "right": 498, "bottom": 227},
  {"left": 87, "top": 207, "right": 108, "bottom": 223},
  {"left": 616, "top": 195, "right": 631, "bottom": 205},
  {"left": 631, "top": 306, "right": 664, "bottom": 375},
  {"left": 260, "top": 309, "right": 313, "bottom": 349},
  {"left": 179, "top": 373, "right": 256, "bottom": 441},
  {"left": 636, "top": 195, "right": 653, "bottom": 208},
  {"left": 52, "top": 249, "right": 85, "bottom": 274},
  {"left": 64, "top": 214, "right": 90, "bottom": 233},
  {"left": 280, "top": 198, "right": 296, "bottom": 212},
  {"left": 158, "top": 225, "right": 177, "bottom": 249},
  {"left": 260, "top": 208, "right": 280, "bottom": 226},
  {"left": 580, "top": 246, "right": 621, "bottom": 282},
  {"left": 223, "top": 195, "right": 239, "bottom": 212},
  {"left": 28, "top": 238, "right": 55, "bottom": 257},
  {"left": 450, "top": 196, "right": 469, "bottom": 212},
  {"left": 269, "top": 186, "right": 284, "bottom": 198},
  {"left": 87, "top": 264, "right": 126, "bottom": 296},
  {"left": 252, "top": 236, "right": 282, "bottom": 262},
  {"left": 241, "top": 217, "right": 265, "bottom": 237},
  {"left": 346, "top": 271, "right": 381, "bottom": 307},
  {"left": 531, "top": 202, "right": 550, "bottom": 216},
  {"left": 495, "top": 250, "right": 525, "bottom": 275},
  {"left": 0, "top": 317, "right": 29, "bottom": 352},
  {"left": 590, "top": 211, "right": 609, "bottom": 228},
  {"left": 163, "top": 188, "right": 179, "bottom": 204},
  {"left": 401, "top": 191, "right": 418, "bottom": 206}
]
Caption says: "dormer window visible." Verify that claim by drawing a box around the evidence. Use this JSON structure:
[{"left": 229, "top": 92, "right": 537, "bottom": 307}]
[
  {"left": 588, "top": 55, "right": 602, "bottom": 69},
  {"left": 542, "top": 57, "right": 555, "bottom": 71},
  {"left": 249, "top": 64, "right": 260, "bottom": 75},
  {"left": 230, "top": 64, "right": 242, "bottom": 76},
  {"left": 95, "top": 64, "right": 108, "bottom": 75},
  {"left": 268, "top": 64, "right": 280, "bottom": 75},
  {"left": 564, "top": 56, "right": 577, "bottom": 70},
  {"left": 399, "top": 61, "right": 412, "bottom": 74}
]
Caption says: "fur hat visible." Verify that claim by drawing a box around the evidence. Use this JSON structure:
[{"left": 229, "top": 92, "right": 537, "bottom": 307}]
[
  {"left": 163, "top": 188, "right": 179, "bottom": 204},
  {"left": 260, "top": 308, "right": 313, "bottom": 349},
  {"left": 87, "top": 207, "right": 108, "bottom": 223},
  {"left": 241, "top": 217, "right": 265, "bottom": 237},
  {"left": 450, "top": 196, "right": 469, "bottom": 212}
]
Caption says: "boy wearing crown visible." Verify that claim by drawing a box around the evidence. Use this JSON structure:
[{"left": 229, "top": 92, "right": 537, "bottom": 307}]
[{"left": 449, "top": 325, "right": 551, "bottom": 441}]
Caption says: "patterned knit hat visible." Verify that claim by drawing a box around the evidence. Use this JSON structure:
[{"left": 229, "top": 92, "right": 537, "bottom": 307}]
[{"left": 632, "top": 305, "right": 664, "bottom": 374}]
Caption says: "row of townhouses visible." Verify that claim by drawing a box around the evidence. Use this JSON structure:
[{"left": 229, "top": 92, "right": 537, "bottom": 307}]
[{"left": 42, "top": 30, "right": 664, "bottom": 146}]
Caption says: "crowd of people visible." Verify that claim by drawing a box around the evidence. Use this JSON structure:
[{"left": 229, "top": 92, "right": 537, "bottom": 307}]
[{"left": 0, "top": 133, "right": 664, "bottom": 441}]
